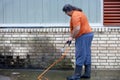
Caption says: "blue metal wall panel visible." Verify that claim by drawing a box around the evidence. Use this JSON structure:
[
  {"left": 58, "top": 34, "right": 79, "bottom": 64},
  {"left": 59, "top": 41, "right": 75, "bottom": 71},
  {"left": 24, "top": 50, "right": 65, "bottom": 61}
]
[
  {"left": 89, "top": 0, "right": 97, "bottom": 23},
  {"left": 3, "top": 0, "right": 13, "bottom": 23},
  {"left": 42, "top": 0, "right": 51, "bottom": 23},
  {"left": 0, "top": 0, "right": 4, "bottom": 23},
  {"left": 0, "top": 0, "right": 101, "bottom": 24},
  {"left": 20, "top": 0, "right": 28, "bottom": 23},
  {"left": 96, "top": 0, "right": 101, "bottom": 23},
  {"left": 33, "top": 0, "right": 43, "bottom": 23},
  {"left": 12, "top": 0, "right": 20, "bottom": 23}
]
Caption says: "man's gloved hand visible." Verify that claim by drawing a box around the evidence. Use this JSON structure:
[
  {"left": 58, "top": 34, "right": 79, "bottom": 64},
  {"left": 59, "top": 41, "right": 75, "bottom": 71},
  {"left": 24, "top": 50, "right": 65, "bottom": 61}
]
[
  {"left": 66, "top": 37, "right": 73, "bottom": 46},
  {"left": 66, "top": 40, "right": 72, "bottom": 46}
]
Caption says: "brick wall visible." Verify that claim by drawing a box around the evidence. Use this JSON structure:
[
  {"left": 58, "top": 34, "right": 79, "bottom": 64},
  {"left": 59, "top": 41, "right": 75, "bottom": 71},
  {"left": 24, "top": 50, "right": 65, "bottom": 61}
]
[
  {"left": 0, "top": 27, "right": 120, "bottom": 70},
  {"left": 92, "top": 27, "right": 120, "bottom": 70}
]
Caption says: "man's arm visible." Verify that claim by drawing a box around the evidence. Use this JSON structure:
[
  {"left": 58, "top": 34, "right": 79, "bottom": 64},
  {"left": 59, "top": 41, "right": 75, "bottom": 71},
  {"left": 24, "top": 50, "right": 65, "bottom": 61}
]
[{"left": 70, "top": 26, "right": 80, "bottom": 39}]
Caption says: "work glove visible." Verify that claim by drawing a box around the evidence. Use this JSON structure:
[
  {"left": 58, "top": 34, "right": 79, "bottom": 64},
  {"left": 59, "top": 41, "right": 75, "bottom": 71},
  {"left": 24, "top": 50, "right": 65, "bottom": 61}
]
[
  {"left": 66, "top": 37, "right": 72, "bottom": 46},
  {"left": 66, "top": 40, "right": 72, "bottom": 46}
]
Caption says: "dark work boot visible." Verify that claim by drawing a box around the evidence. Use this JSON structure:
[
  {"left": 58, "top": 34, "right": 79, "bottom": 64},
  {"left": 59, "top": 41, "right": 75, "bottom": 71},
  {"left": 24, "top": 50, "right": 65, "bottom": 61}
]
[
  {"left": 66, "top": 65, "right": 82, "bottom": 80},
  {"left": 81, "top": 64, "right": 91, "bottom": 79}
]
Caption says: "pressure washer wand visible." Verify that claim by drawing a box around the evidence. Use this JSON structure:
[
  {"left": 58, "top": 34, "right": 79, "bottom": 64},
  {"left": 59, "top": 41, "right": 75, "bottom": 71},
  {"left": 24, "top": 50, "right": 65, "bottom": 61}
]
[{"left": 37, "top": 42, "right": 71, "bottom": 80}]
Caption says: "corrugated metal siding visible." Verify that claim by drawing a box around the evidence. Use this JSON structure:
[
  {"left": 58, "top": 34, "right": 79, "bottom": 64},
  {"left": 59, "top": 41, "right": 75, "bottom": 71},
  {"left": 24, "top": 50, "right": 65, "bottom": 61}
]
[
  {"left": 0, "top": 0, "right": 101, "bottom": 24},
  {"left": 0, "top": 0, "right": 3, "bottom": 23}
]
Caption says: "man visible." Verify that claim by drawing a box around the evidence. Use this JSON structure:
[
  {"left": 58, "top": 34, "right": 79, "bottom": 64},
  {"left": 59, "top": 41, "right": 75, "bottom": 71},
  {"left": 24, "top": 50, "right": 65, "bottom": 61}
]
[{"left": 63, "top": 4, "right": 94, "bottom": 80}]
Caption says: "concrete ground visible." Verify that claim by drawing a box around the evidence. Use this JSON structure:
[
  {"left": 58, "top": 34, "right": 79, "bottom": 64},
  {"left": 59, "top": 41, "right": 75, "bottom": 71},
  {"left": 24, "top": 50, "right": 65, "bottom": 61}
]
[
  {"left": 0, "top": 69, "right": 120, "bottom": 80},
  {"left": 0, "top": 75, "right": 11, "bottom": 80}
]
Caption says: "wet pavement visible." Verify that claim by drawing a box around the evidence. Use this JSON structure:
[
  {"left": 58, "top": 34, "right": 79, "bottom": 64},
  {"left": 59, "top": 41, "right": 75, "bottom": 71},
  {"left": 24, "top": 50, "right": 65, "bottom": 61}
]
[
  {"left": 0, "top": 75, "right": 11, "bottom": 80},
  {"left": 0, "top": 69, "right": 120, "bottom": 80}
]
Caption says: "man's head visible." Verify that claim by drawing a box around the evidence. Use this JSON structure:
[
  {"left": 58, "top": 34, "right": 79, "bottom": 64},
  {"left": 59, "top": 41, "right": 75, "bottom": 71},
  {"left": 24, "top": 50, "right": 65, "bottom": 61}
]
[{"left": 62, "top": 4, "right": 82, "bottom": 16}]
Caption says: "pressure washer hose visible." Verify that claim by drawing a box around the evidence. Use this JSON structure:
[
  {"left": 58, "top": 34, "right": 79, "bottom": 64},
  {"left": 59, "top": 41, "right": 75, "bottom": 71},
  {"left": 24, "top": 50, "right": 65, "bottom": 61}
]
[{"left": 37, "top": 46, "right": 70, "bottom": 80}]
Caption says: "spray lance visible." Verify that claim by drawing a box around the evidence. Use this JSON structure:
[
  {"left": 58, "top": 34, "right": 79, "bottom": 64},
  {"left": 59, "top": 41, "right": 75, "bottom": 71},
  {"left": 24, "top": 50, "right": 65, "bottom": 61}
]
[{"left": 37, "top": 40, "right": 72, "bottom": 80}]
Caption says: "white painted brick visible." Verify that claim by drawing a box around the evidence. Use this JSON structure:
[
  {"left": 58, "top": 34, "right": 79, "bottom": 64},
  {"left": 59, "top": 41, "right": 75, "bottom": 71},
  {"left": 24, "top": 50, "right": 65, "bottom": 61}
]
[
  {"left": 105, "top": 66, "right": 114, "bottom": 68},
  {"left": 54, "top": 35, "right": 63, "bottom": 38},
  {"left": 109, "top": 38, "right": 118, "bottom": 40},
  {"left": 107, "top": 60, "right": 116, "bottom": 62},
  {"left": 110, "top": 32, "right": 118, "bottom": 34},
  {"left": 5, "top": 40, "right": 11, "bottom": 43},
  {"left": 100, "top": 63, "right": 109, "bottom": 65},
  {"left": 29, "top": 35, "right": 36, "bottom": 37},
  {"left": 4, "top": 35, "right": 12, "bottom": 37},
  {"left": 63, "top": 35, "right": 69, "bottom": 38},
  {"left": 94, "top": 34, "right": 99, "bottom": 37},
  {"left": 37, "top": 35, "right": 45, "bottom": 37},
  {"left": 109, "top": 63, "right": 118, "bottom": 66},
  {"left": 98, "top": 41, "right": 106, "bottom": 43},
  {"left": 108, "top": 35, "right": 116, "bottom": 37},
  {"left": 100, "top": 44, "right": 108, "bottom": 47},
  {"left": 107, "top": 53, "right": 116, "bottom": 56},
  {"left": 91, "top": 47, "right": 97, "bottom": 50},
  {"left": 97, "top": 47, "right": 106, "bottom": 50},
  {"left": 93, "top": 37, "right": 100, "bottom": 40},
  {"left": 116, "top": 60, "right": 120, "bottom": 62},
  {"left": 99, "top": 35, "right": 107, "bottom": 37},
  {"left": 117, "top": 55, "right": 120, "bottom": 59},
  {"left": 0, "top": 41, "right": 4, "bottom": 43},
  {"left": 47, "top": 35, "right": 54, "bottom": 37},
  {"left": 92, "top": 60, "right": 98, "bottom": 62},
  {"left": 92, "top": 41, "right": 98, "bottom": 44},
  {"left": 114, "top": 66, "right": 120, "bottom": 69},
  {"left": 0, "top": 28, "right": 120, "bottom": 69},
  {"left": 109, "top": 44, "right": 117, "bottom": 47},
  {"left": 55, "top": 38, "right": 64, "bottom": 41},
  {"left": 116, "top": 35, "right": 120, "bottom": 37},
  {"left": 54, "top": 41, "right": 62, "bottom": 44},
  {"left": 12, "top": 35, "right": 19, "bottom": 37},
  {"left": 55, "top": 44, "right": 64, "bottom": 48},
  {"left": 21, "top": 38, "right": 27, "bottom": 40},
  {"left": 91, "top": 53, "right": 97, "bottom": 56},
  {"left": 107, "top": 41, "right": 116, "bottom": 44},
  {"left": 98, "top": 60, "right": 107, "bottom": 63},
  {"left": 92, "top": 63, "right": 100, "bottom": 65},
  {"left": 116, "top": 52, "right": 120, "bottom": 56},
  {"left": 99, "top": 57, "right": 108, "bottom": 59},
  {"left": 116, "top": 41, "right": 120, "bottom": 43},
  {"left": 92, "top": 50, "right": 99, "bottom": 53},
  {"left": 91, "top": 66, "right": 96, "bottom": 69},
  {"left": 107, "top": 47, "right": 116, "bottom": 50},
  {"left": 98, "top": 54, "right": 107, "bottom": 57},
  {"left": 108, "top": 57, "right": 117, "bottom": 59},
  {"left": 99, "top": 50, "right": 108, "bottom": 53},
  {"left": 100, "top": 38, "right": 109, "bottom": 40},
  {"left": 92, "top": 44, "right": 99, "bottom": 47},
  {"left": 118, "top": 44, "right": 120, "bottom": 47},
  {"left": 97, "top": 66, "right": 105, "bottom": 68},
  {"left": 109, "top": 50, "right": 117, "bottom": 53},
  {"left": 92, "top": 56, "right": 99, "bottom": 59}
]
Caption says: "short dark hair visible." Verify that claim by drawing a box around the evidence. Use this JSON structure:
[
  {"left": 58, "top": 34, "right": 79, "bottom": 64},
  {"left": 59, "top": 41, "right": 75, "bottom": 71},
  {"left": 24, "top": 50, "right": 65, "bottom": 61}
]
[{"left": 62, "top": 4, "right": 82, "bottom": 13}]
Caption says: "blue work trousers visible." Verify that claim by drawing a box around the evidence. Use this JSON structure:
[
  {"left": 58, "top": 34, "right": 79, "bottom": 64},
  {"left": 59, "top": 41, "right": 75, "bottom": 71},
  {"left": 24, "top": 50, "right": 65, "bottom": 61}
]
[{"left": 75, "top": 32, "right": 94, "bottom": 66}]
